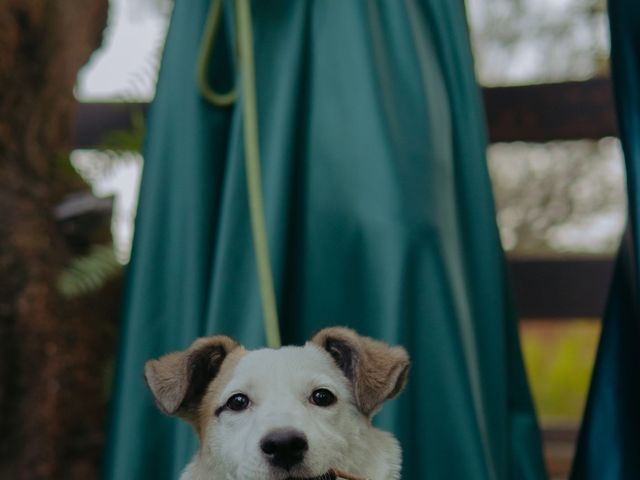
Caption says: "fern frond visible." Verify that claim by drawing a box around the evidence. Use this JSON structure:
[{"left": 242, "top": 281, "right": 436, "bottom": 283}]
[
  {"left": 58, "top": 245, "right": 123, "bottom": 298},
  {"left": 98, "top": 109, "right": 146, "bottom": 153}
]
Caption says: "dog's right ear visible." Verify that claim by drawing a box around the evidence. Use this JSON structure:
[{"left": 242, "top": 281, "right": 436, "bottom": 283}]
[
  {"left": 311, "top": 327, "right": 409, "bottom": 418},
  {"left": 144, "top": 336, "right": 240, "bottom": 418}
]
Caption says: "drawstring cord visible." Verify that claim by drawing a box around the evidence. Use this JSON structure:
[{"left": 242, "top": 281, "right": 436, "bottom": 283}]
[
  {"left": 197, "top": 0, "right": 281, "bottom": 349},
  {"left": 196, "top": 0, "right": 236, "bottom": 106}
]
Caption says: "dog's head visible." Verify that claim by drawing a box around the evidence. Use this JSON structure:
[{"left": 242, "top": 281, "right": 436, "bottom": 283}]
[{"left": 144, "top": 327, "right": 409, "bottom": 480}]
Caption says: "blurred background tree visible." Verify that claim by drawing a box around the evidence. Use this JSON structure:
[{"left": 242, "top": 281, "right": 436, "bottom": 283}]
[
  {"left": 467, "top": 0, "right": 609, "bottom": 85},
  {"left": 488, "top": 138, "right": 625, "bottom": 256},
  {"left": 0, "top": 2, "right": 119, "bottom": 479}
]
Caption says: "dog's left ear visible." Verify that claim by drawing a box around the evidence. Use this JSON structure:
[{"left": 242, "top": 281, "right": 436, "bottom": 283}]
[
  {"left": 144, "top": 336, "right": 240, "bottom": 419},
  {"left": 311, "top": 327, "right": 410, "bottom": 417}
]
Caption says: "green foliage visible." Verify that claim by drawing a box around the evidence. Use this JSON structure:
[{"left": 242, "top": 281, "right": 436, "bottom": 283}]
[
  {"left": 57, "top": 245, "right": 122, "bottom": 298},
  {"left": 467, "top": 0, "right": 610, "bottom": 85},
  {"left": 60, "top": 110, "right": 145, "bottom": 299},
  {"left": 489, "top": 139, "right": 626, "bottom": 255},
  {"left": 72, "top": 109, "right": 146, "bottom": 183},
  {"left": 98, "top": 109, "right": 145, "bottom": 153},
  {"left": 521, "top": 320, "right": 600, "bottom": 422}
]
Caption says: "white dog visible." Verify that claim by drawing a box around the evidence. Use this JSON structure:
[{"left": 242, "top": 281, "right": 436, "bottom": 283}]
[{"left": 144, "top": 327, "right": 410, "bottom": 480}]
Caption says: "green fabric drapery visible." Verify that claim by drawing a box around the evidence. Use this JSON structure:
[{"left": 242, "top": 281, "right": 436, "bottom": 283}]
[
  {"left": 103, "top": 1, "right": 547, "bottom": 479},
  {"left": 570, "top": 1, "right": 640, "bottom": 478}
]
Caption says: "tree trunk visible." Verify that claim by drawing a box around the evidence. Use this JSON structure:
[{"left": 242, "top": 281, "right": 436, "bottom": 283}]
[{"left": 0, "top": 2, "right": 114, "bottom": 479}]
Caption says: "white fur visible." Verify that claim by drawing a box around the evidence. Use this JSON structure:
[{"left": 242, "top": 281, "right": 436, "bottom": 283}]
[{"left": 181, "top": 344, "right": 402, "bottom": 480}]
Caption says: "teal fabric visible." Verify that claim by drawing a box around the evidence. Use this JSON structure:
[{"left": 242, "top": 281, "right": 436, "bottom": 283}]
[
  {"left": 103, "top": 1, "right": 547, "bottom": 478},
  {"left": 570, "top": 1, "right": 640, "bottom": 479}
]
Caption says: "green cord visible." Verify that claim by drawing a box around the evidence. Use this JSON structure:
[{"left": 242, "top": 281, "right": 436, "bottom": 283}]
[
  {"left": 197, "top": 0, "right": 282, "bottom": 349},
  {"left": 197, "top": 0, "right": 236, "bottom": 107},
  {"left": 235, "top": 0, "right": 281, "bottom": 349}
]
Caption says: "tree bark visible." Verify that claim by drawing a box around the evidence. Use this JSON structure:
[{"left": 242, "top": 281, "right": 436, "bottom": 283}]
[{"left": 0, "top": 2, "right": 114, "bottom": 479}]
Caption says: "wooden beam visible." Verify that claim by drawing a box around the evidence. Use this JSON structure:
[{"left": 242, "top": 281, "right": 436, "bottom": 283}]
[
  {"left": 508, "top": 257, "right": 615, "bottom": 319},
  {"left": 73, "top": 79, "right": 618, "bottom": 148},
  {"left": 483, "top": 78, "right": 618, "bottom": 142}
]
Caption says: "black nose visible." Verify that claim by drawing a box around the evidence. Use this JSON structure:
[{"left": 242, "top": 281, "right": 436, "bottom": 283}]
[{"left": 260, "top": 429, "right": 308, "bottom": 470}]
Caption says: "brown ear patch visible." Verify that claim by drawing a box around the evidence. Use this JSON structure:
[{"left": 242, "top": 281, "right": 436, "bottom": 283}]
[
  {"left": 311, "top": 327, "right": 410, "bottom": 417},
  {"left": 144, "top": 336, "right": 240, "bottom": 420},
  {"left": 325, "top": 337, "right": 356, "bottom": 382}
]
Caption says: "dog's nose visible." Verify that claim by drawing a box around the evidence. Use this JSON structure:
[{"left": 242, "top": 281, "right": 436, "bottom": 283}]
[{"left": 260, "top": 429, "right": 308, "bottom": 470}]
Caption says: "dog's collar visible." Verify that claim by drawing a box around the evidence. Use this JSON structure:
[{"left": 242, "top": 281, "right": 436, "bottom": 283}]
[
  {"left": 286, "top": 473, "right": 335, "bottom": 480},
  {"left": 287, "top": 469, "right": 367, "bottom": 480}
]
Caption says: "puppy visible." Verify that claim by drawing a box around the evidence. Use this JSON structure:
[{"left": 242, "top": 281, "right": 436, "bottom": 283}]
[{"left": 144, "top": 327, "right": 410, "bottom": 480}]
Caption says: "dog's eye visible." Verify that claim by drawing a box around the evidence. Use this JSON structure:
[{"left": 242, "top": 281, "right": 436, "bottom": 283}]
[
  {"left": 310, "top": 388, "right": 336, "bottom": 407},
  {"left": 225, "top": 393, "right": 250, "bottom": 411}
]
